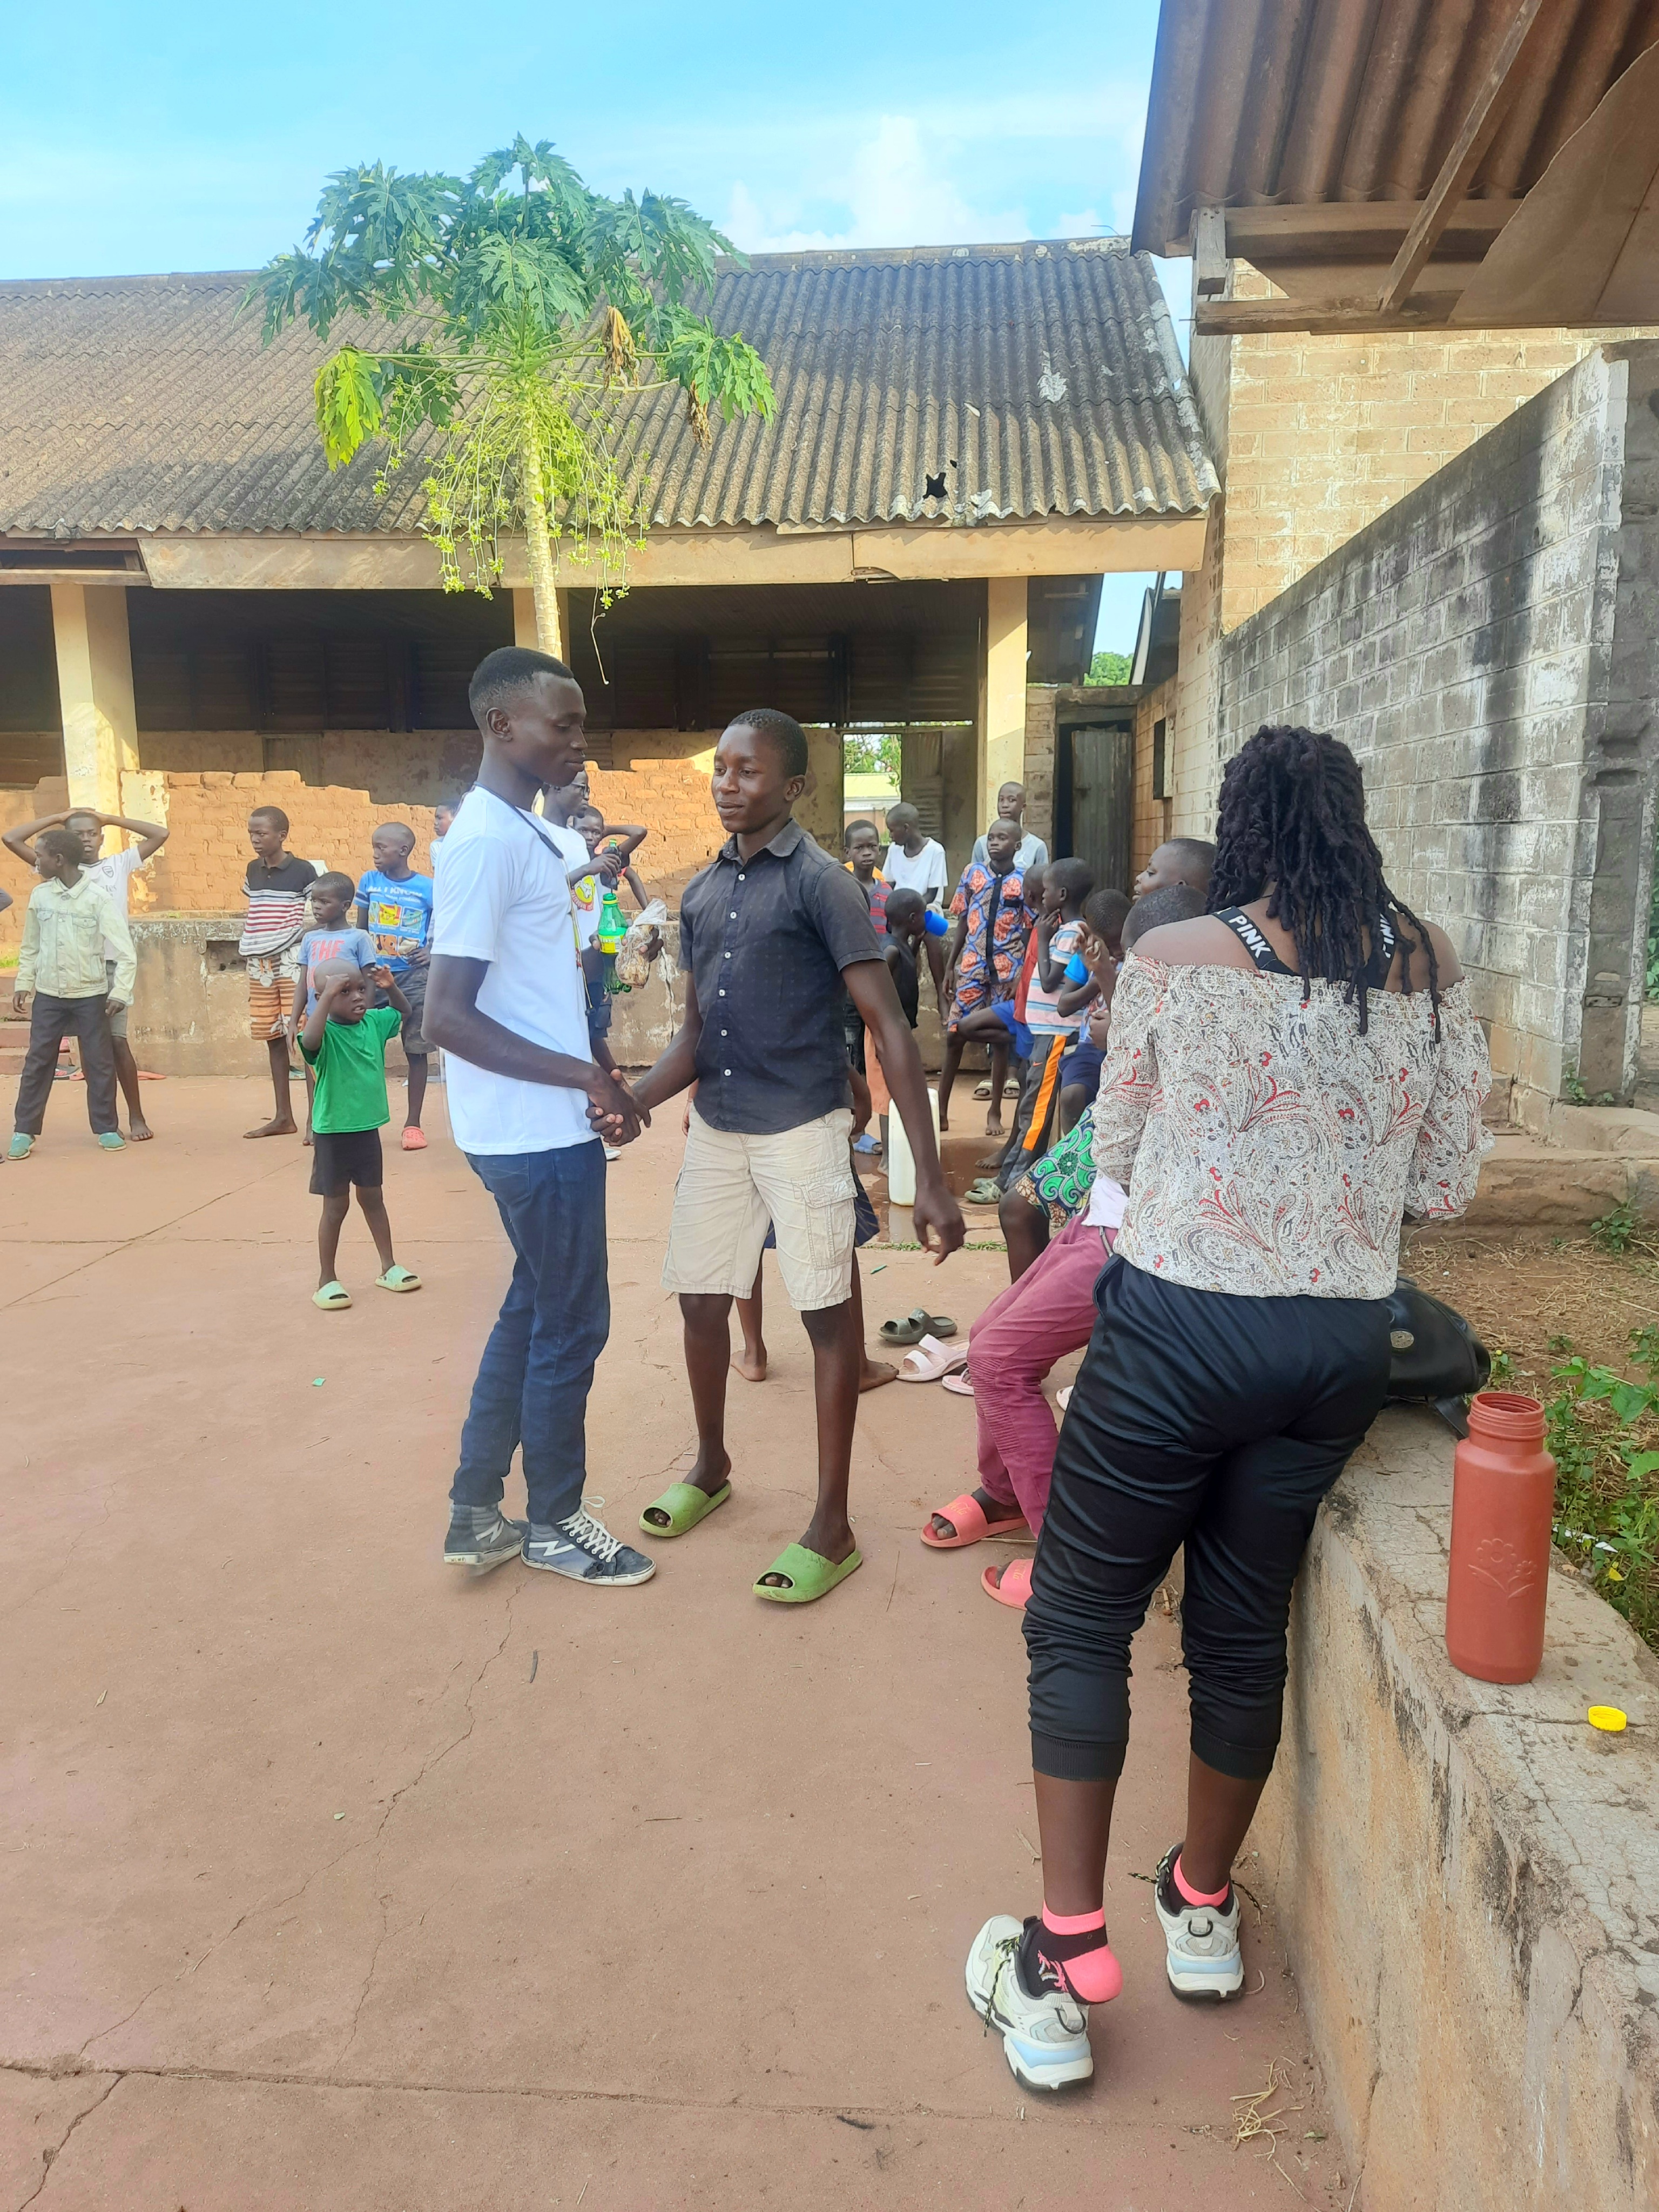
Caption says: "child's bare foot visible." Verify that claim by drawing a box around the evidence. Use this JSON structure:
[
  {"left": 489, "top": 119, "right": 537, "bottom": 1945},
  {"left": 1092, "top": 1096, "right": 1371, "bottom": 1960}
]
[
  {"left": 244, "top": 1115, "right": 298, "bottom": 1139},
  {"left": 302, "top": 1129, "right": 314, "bottom": 1148},
  {"left": 127, "top": 1118, "right": 154, "bottom": 1142},
  {"left": 859, "top": 1356, "right": 897, "bottom": 1392},
  {"left": 731, "top": 1345, "right": 768, "bottom": 1384},
  {"left": 985, "top": 1112, "right": 1004, "bottom": 1137}
]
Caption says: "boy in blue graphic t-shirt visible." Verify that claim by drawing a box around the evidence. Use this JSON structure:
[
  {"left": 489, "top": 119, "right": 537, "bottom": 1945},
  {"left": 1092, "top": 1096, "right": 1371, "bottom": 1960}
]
[{"left": 354, "top": 822, "right": 436, "bottom": 1151}]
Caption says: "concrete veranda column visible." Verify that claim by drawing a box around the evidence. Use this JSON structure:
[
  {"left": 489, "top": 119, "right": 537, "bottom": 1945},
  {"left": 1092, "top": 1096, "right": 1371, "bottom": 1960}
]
[
  {"left": 979, "top": 576, "right": 1028, "bottom": 833},
  {"left": 51, "top": 583, "right": 140, "bottom": 844}
]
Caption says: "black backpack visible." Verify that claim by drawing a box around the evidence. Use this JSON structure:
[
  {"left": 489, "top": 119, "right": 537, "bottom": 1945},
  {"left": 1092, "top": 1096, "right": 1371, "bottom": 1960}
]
[{"left": 1385, "top": 1275, "right": 1491, "bottom": 1437}]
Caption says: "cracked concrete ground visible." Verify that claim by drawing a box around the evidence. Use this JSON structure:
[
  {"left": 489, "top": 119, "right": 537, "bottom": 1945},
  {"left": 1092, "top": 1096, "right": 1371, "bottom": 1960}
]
[{"left": 4, "top": 1079, "right": 1352, "bottom": 2208}]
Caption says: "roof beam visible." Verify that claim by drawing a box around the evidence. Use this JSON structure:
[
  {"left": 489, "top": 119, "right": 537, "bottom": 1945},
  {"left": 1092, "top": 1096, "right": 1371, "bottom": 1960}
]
[
  {"left": 1224, "top": 199, "right": 1519, "bottom": 265},
  {"left": 1377, "top": 0, "right": 1561, "bottom": 313},
  {"left": 1195, "top": 294, "right": 1464, "bottom": 337}
]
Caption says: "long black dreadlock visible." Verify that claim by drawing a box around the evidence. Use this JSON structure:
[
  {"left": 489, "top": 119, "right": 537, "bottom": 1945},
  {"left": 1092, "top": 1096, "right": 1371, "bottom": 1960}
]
[{"left": 1208, "top": 725, "right": 1441, "bottom": 1037}]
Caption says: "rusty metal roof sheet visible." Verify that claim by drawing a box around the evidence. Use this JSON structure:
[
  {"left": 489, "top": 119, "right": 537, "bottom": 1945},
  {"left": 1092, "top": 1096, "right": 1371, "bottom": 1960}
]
[
  {"left": 0, "top": 241, "right": 1215, "bottom": 542},
  {"left": 1134, "top": 0, "right": 1659, "bottom": 255}
]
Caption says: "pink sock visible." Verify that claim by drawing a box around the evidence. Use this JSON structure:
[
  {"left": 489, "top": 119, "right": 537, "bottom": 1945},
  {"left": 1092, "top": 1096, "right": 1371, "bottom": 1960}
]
[
  {"left": 1172, "top": 1853, "right": 1230, "bottom": 1908},
  {"left": 1035, "top": 1904, "right": 1123, "bottom": 2003}
]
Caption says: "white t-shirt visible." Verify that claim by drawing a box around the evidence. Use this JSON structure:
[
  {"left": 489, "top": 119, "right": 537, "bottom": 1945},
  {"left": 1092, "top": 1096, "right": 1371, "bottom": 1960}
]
[
  {"left": 83, "top": 845, "right": 146, "bottom": 915},
  {"left": 970, "top": 829, "right": 1049, "bottom": 873},
  {"left": 431, "top": 788, "right": 595, "bottom": 1155},
  {"left": 882, "top": 838, "right": 948, "bottom": 901},
  {"left": 545, "top": 819, "right": 601, "bottom": 949}
]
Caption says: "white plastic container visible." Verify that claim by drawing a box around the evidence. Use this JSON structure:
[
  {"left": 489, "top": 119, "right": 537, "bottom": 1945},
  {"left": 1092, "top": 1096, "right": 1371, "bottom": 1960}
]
[{"left": 886, "top": 1085, "right": 942, "bottom": 1205}]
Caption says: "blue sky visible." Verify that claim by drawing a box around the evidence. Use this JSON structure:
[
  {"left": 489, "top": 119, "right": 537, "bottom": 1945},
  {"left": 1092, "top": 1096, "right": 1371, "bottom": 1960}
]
[{"left": 3, "top": 0, "right": 1172, "bottom": 652}]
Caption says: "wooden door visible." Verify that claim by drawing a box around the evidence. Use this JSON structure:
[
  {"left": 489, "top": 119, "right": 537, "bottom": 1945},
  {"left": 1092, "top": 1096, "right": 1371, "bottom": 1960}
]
[{"left": 1069, "top": 724, "right": 1134, "bottom": 894}]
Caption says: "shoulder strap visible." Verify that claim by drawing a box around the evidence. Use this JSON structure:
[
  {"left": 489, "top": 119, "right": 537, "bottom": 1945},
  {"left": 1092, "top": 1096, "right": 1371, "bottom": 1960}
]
[{"left": 1212, "top": 906, "right": 1295, "bottom": 976}]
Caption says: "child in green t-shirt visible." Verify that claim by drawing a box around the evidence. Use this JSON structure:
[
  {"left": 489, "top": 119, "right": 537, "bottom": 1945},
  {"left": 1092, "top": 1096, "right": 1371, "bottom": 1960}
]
[{"left": 299, "top": 960, "right": 424, "bottom": 1310}]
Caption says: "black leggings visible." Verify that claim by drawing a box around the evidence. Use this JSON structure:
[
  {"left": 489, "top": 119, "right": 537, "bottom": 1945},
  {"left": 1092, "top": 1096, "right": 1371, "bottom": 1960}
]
[{"left": 1024, "top": 1257, "right": 1390, "bottom": 1784}]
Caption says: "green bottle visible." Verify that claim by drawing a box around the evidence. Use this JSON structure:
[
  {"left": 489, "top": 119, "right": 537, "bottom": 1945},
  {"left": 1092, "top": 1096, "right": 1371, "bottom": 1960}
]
[{"left": 597, "top": 884, "right": 628, "bottom": 959}]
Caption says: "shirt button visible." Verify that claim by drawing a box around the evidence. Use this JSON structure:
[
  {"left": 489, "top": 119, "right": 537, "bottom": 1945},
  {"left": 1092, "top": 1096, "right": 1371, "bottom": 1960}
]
[
  {"left": 730, "top": 910, "right": 737, "bottom": 918},
  {"left": 721, "top": 1029, "right": 727, "bottom": 1036},
  {"left": 724, "top": 1069, "right": 731, "bottom": 1076},
  {"left": 718, "top": 989, "right": 725, "bottom": 996},
  {"left": 724, "top": 951, "right": 731, "bottom": 959},
  {"left": 738, "top": 873, "right": 745, "bottom": 880}
]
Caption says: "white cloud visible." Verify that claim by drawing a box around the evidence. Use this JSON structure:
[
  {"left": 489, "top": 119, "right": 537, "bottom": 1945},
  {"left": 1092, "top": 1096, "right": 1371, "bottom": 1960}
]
[{"left": 727, "top": 114, "right": 1026, "bottom": 254}]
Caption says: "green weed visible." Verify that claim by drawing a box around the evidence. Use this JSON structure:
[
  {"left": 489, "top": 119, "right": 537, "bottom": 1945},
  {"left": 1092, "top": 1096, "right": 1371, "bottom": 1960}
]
[
  {"left": 1547, "top": 1327, "right": 1659, "bottom": 1647},
  {"left": 1589, "top": 1198, "right": 1642, "bottom": 1257}
]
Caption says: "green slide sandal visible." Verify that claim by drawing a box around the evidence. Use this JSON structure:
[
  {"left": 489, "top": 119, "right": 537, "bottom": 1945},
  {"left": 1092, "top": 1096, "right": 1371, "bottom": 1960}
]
[
  {"left": 753, "top": 1542, "right": 863, "bottom": 1604},
  {"left": 312, "top": 1280, "right": 352, "bottom": 1310},
  {"left": 639, "top": 1481, "right": 731, "bottom": 1537}
]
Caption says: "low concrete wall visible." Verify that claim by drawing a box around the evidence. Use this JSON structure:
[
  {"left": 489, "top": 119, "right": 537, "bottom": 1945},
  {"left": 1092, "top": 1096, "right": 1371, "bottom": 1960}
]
[
  {"left": 129, "top": 915, "right": 953, "bottom": 1078},
  {"left": 1251, "top": 1407, "right": 1659, "bottom": 2210}
]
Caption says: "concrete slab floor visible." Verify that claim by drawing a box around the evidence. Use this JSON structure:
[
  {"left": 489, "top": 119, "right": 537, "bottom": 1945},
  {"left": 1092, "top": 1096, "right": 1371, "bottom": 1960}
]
[{"left": 3, "top": 1080, "right": 1352, "bottom": 2209}]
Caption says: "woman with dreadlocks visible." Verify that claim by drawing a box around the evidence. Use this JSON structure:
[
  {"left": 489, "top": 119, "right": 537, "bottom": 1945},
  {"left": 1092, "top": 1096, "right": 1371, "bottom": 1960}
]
[{"left": 965, "top": 725, "right": 1492, "bottom": 2093}]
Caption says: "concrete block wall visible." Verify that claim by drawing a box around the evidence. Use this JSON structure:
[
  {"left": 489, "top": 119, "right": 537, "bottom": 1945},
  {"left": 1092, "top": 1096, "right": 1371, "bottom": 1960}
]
[
  {"left": 1174, "top": 261, "right": 1659, "bottom": 842},
  {"left": 1216, "top": 346, "right": 1659, "bottom": 1112}
]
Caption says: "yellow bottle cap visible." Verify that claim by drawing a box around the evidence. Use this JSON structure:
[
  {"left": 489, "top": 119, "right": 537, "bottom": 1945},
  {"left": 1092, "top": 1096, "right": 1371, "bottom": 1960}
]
[{"left": 1587, "top": 1705, "right": 1628, "bottom": 1732}]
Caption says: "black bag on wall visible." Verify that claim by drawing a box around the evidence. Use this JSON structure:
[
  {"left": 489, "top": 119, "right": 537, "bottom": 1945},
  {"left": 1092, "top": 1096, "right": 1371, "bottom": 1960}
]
[{"left": 1384, "top": 1275, "right": 1492, "bottom": 1437}]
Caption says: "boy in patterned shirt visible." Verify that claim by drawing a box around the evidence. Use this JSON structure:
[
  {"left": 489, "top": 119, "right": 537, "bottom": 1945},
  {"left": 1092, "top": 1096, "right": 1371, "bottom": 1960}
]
[{"left": 937, "top": 817, "right": 1027, "bottom": 1132}]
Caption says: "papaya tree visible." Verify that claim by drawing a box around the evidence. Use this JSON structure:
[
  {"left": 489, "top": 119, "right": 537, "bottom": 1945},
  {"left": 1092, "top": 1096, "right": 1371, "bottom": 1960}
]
[{"left": 245, "top": 139, "right": 774, "bottom": 653}]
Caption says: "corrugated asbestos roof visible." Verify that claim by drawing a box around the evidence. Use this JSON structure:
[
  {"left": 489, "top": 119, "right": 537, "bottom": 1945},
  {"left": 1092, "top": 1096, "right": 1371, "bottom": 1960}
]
[
  {"left": 1134, "top": 0, "right": 1659, "bottom": 255},
  {"left": 0, "top": 241, "right": 1215, "bottom": 541}
]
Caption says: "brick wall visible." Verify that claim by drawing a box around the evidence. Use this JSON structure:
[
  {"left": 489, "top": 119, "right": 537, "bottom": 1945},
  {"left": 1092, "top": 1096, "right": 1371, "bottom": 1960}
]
[
  {"left": 1131, "top": 675, "right": 1177, "bottom": 879},
  {"left": 1218, "top": 345, "right": 1659, "bottom": 1114},
  {"left": 1023, "top": 689, "right": 1058, "bottom": 852}
]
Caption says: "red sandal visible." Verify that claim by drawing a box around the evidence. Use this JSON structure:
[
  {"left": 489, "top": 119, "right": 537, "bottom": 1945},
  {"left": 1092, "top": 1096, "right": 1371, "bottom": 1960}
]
[
  {"left": 920, "top": 1492, "right": 1030, "bottom": 1549},
  {"left": 982, "top": 1557, "right": 1033, "bottom": 1609}
]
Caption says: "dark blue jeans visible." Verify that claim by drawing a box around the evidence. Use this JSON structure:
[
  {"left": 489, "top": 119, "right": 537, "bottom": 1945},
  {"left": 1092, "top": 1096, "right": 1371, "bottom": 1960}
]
[{"left": 451, "top": 1141, "right": 610, "bottom": 1528}]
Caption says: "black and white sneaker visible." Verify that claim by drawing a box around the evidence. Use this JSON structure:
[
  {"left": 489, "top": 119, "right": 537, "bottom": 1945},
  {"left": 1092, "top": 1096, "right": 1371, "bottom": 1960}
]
[
  {"left": 443, "top": 1509, "right": 528, "bottom": 1576},
  {"left": 523, "top": 1507, "right": 657, "bottom": 1586},
  {"left": 1154, "top": 1844, "right": 1244, "bottom": 1999}
]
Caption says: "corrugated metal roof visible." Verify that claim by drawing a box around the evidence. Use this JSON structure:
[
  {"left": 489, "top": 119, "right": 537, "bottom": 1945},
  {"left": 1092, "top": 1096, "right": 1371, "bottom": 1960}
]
[
  {"left": 0, "top": 241, "right": 1215, "bottom": 542},
  {"left": 1134, "top": 0, "right": 1659, "bottom": 255}
]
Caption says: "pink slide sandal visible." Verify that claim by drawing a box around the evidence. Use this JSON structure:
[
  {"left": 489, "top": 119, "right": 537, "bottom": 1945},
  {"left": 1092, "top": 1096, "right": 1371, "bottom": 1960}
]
[
  {"left": 982, "top": 1557, "right": 1034, "bottom": 1609},
  {"left": 921, "top": 1493, "right": 1030, "bottom": 1550},
  {"left": 898, "top": 1333, "right": 969, "bottom": 1384}
]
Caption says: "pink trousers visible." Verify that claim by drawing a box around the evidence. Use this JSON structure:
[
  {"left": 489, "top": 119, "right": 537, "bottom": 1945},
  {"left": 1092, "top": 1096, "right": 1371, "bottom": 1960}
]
[{"left": 970, "top": 1213, "right": 1113, "bottom": 1538}]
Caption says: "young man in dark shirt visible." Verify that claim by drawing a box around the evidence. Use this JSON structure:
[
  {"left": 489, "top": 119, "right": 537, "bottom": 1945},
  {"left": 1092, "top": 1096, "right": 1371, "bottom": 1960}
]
[{"left": 630, "top": 709, "right": 965, "bottom": 1603}]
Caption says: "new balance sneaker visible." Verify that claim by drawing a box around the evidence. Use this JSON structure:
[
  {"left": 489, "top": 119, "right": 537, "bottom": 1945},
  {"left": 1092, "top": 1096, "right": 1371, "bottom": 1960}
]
[
  {"left": 965, "top": 1916, "right": 1094, "bottom": 2092},
  {"left": 443, "top": 1508, "right": 528, "bottom": 1576},
  {"left": 1154, "top": 1844, "right": 1245, "bottom": 1999},
  {"left": 523, "top": 1507, "right": 656, "bottom": 1587}
]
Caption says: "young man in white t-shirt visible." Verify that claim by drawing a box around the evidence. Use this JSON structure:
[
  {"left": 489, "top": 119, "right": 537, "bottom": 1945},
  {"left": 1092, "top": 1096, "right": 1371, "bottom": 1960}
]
[
  {"left": 424, "top": 647, "right": 654, "bottom": 1590},
  {"left": 2, "top": 802, "right": 168, "bottom": 1141},
  {"left": 881, "top": 801, "right": 949, "bottom": 1012}
]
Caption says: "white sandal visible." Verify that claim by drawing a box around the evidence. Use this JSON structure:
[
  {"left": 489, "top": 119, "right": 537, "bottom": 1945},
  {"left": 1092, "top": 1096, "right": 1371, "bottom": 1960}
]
[{"left": 898, "top": 1333, "right": 970, "bottom": 1384}]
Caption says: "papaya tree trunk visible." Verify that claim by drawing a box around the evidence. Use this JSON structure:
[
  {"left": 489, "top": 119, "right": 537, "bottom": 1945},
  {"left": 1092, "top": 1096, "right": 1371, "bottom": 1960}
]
[{"left": 518, "top": 427, "right": 565, "bottom": 659}]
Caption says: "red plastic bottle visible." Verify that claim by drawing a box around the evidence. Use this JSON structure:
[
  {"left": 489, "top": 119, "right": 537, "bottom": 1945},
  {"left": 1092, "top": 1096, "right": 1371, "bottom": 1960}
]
[{"left": 1444, "top": 1392, "right": 1556, "bottom": 1684}]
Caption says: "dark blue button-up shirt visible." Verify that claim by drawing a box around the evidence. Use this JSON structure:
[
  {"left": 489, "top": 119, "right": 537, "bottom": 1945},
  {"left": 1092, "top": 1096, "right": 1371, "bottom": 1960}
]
[{"left": 678, "top": 818, "right": 883, "bottom": 1134}]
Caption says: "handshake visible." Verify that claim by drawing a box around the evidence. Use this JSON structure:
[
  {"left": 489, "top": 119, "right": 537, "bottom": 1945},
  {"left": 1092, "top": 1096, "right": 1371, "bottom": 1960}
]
[{"left": 585, "top": 1067, "right": 649, "bottom": 1147}]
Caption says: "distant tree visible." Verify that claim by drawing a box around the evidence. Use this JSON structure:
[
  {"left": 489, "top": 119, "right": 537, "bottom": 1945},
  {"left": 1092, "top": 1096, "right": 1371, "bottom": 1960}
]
[
  {"left": 1089, "top": 649, "right": 1132, "bottom": 684},
  {"left": 844, "top": 733, "right": 902, "bottom": 780},
  {"left": 245, "top": 140, "right": 774, "bottom": 654}
]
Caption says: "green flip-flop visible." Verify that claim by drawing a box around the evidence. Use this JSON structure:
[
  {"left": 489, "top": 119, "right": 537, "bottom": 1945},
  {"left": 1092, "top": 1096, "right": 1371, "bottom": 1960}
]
[
  {"left": 753, "top": 1542, "right": 864, "bottom": 1604},
  {"left": 639, "top": 1480, "right": 731, "bottom": 1537}
]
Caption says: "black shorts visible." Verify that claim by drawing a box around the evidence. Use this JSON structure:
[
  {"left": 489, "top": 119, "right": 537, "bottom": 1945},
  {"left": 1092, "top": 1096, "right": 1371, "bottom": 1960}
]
[{"left": 309, "top": 1128, "right": 384, "bottom": 1197}]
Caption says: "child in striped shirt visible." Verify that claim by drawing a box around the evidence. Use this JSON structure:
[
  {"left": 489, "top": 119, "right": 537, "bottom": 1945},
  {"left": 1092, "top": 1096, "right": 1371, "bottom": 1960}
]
[{"left": 239, "top": 805, "right": 318, "bottom": 1141}]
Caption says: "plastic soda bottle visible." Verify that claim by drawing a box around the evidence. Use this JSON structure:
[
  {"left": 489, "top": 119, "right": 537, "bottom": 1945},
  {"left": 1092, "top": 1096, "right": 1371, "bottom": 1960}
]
[
  {"left": 596, "top": 885, "right": 628, "bottom": 958},
  {"left": 1444, "top": 1391, "right": 1556, "bottom": 1684}
]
